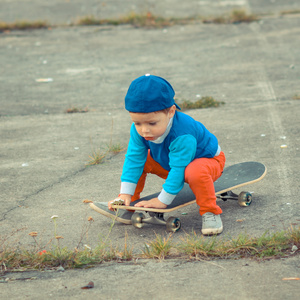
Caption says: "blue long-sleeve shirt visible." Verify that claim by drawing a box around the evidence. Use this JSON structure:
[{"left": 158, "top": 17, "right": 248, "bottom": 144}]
[{"left": 120, "top": 111, "right": 220, "bottom": 205}]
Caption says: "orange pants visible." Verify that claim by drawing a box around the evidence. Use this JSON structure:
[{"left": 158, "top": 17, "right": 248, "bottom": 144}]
[{"left": 132, "top": 151, "right": 226, "bottom": 216}]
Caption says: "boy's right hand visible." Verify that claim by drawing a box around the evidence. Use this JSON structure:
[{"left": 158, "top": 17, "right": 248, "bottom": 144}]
[{"left": 108, "top": 194, "right": 132, "bottom": 211}]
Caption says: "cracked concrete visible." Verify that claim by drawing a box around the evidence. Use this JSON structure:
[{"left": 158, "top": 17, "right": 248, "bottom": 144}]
[{"left": 0, "top": 0, "right": 300, "bottom": 299}]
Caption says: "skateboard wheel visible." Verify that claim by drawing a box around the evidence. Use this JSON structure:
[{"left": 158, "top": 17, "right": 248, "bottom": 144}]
[
  {"left": 166, "top": 217, "right": 181, "bottom": 232},
  {"left": 238, "top": 192, "right": 252, "bottom": 206},
  {"left": 131, "top": 212, "right": 145, "bottom": 229}
]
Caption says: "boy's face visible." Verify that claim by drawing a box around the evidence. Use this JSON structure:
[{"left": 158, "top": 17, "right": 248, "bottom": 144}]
[{"left": 129, "top": 105, "right": 176, "bottom": 141}]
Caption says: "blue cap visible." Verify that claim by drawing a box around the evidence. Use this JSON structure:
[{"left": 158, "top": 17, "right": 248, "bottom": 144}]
[{"left": 125, "top": 74, "right": 181, "bottom": 113}]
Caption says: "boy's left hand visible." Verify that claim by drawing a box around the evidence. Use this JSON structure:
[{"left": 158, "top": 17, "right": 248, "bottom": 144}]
[{"left": 134, "top": 197, "right": 167, "bottom": 209}]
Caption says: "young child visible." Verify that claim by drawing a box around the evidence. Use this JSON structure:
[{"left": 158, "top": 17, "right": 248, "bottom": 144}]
[{"left": 93, "top": 74, "right": 226, "bottom": 235}]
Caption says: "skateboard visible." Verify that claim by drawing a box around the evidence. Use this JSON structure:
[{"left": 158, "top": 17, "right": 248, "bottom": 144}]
[{"left": 111, "top": 161, "right": 267, "bottom": 232}]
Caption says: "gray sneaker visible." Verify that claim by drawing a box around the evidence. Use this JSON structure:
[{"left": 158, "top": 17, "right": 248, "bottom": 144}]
[
  {"left": 201, "top": 212, "right": 223, "bottom": 235},
  {"left": 90, "top": 202, "right": 133, "bottom": 225}
]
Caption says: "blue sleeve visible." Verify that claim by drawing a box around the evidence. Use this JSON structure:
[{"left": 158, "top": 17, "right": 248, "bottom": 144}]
[
  {"left": 120, "top": 124, "right": 148, "bottom": 187},
  {"left": 160, "top": 135, "right": 197, "bottom": 203}
]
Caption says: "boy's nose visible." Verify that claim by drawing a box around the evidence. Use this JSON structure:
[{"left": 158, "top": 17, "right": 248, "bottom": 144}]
[{"left": 141, "top": 126, "right": 150, "bottom": 133}]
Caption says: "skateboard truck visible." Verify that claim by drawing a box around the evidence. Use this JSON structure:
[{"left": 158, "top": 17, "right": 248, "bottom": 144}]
[
  {"left": 130, "top": 190, "right": 252, "bottom": 232},
  {"left": 131, "top": 211, "right": 181, "bottom": 232},
  {"left": 217, "top": 190, "right": 253, "bottom": 206}
]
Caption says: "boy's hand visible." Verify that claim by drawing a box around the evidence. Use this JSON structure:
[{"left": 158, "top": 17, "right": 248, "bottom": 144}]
[
  {"left": 108, "top": 194, "right": 132, "bottom": 211},
  {"left": 134, "top": 197, "right": 167, "bottom": 209}
]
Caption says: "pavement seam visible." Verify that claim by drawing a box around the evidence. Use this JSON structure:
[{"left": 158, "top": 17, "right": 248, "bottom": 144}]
[
  {"left": 0, "top": 166, "right": 87, "bottom": 222},
  {"left": 249, "top": 22, "right": 293, "bottom": 204}
]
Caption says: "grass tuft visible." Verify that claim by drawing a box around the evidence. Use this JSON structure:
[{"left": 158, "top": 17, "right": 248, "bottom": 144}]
[
  {"left": 0, "top": 9, "right": 264, "bottom": 33},
  {"left": 1, "top": 226, "right": 299, "bottom": 273},
  {"left": 85, "top": 142, "right": 124, "bottom": 166},
  {"left": 65, "top": 106, "right": 89, "bottom": 113},
  {"left": 142, "top": 233, "right": 173, "bottom": 259},
  {"left": 86, "top": 128, "right": 125, "bottom": 166},
  {"left": 0, "top": 20, "right": 49, "bottom": 32},
  {"left": 86, "top": 148, "right": 106, "bottom": 166},
  {"left": 76, "top": 10, "right": 259, "bottom": 28},
  {"left": 203, "top": 9, "right": 259, "bottom": 24},
  {"left": 178, "top": 231, "right": 220, "bottom": 258},
  {"left": 229, "top": 9, "right": 259, "bottom": 23},
  {"left": 280, "top": 9, "right": 300, "bottom": 16},
  {"left": 179, "top": 226, "right": 300, "bottom": 260},
  {"left": 76, "top": 12, "right": 187, "bottom": 28},
  {"left": 77, "top": 10, "right": 259, "bottom": 28},
  {"left": 179, "top": 96, "right": 225, "bottom": 110},
  {"left": 106, "top": 143, "right": 125, "bottom": 154}
]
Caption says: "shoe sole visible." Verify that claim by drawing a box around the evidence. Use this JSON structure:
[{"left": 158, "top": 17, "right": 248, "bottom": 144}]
[
  {"left": 90, "top": 203, "right": 132, "bottom": 225},
  {"left": 201, "top": 226, "right": 223, "bottom": 236}
]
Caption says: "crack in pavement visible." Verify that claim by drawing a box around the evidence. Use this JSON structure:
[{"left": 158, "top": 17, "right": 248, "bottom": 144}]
[{"left": 0, "top": 166, "right": 88, "bottom": 222}]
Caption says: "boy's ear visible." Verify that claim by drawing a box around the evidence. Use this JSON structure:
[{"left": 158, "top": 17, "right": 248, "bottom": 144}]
[{"left": 168, "top": 105, "right": 176, "bottom": 117}]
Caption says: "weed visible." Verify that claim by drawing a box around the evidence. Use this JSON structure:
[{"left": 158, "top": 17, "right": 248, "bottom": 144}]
[
  {"left": 203, "top": 9, "right": 259, "bottom": 24},
  {"left": 75, "top": 216, "right": 94, "bottom": 250},
  {"left": 253, "top": 227, "right": 299, "bottom": 258},
  {"left": 1, "top": 205, "right": 299, "bottom": 272},
  {"left": 76, "top": 15, "right": 103, "bottom": 26},
  {"left": 51, "top": 215, "right": 59, "bottom": 238},
  {"left": 86, "top": 119, "right": 125, "bottom": 166},
  {"left": 179, "top": 96, "right": 225, "bottom": 110},
  {"left": 85, "top": 143, "right": 122, "bottom": 166},
  {"left": 178, "top": 231, "right": 220, "bottom": 258},
  {"left": 204, "top": 16, "right": 227, "bottom": 24},
  {"left": 1, "top": 225, "right": 299, "bottom": 273},
  {"left": 179, "top": 227, "right": 300, "bottom": 260},
  {"left": 76, "top": 10, "right": 259, "bottom": 28},
  {"left": 230, "top": 9, "right": 259, "bottom": 23},
  {"left": 292, "top": 94, "right": 300, "bottom": 100},
  {"left": 7, "top": 9, "right": 300, "bottom": 34},
  {"left": 223, "top": 233, "right": 260, "bottom": 258},
  {"left": 76, "top": 12, "right": 186, "bottom": 28},
  {"left": 86, "top": 148, "right": 106, "bottom": 166},
  {"left": 65, "top": 106, "right": 89, "bottom": 113},
  {"left": 107, "top": 118, "right": 125, "bottom": 154},
  {"left": 106, "top": 143, "right": 125, "bottom": 154},
  {"left": 280, "top": 9, "right": 300, "bottom": 15},
  {"left": 0, "top": 20, "right": 49, "bottom": 32},
  {"left": 142, "top": 233, "right": 173, "bottom": 259},
  {"left": 116, "top": 231, "right": 133, "bottom": 260},
  {"left": 0, "top": 214, "right": 122, "bottom": 272}
]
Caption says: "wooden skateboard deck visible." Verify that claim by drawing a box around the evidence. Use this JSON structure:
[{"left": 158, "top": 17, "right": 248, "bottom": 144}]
[{"left": 111, "top": 161, "right": 267, "bottom": 213}]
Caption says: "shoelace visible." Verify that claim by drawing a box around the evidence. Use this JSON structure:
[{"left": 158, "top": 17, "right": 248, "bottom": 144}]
[{"left": 203, "top": 213, "right": 216, "bottom": 222}]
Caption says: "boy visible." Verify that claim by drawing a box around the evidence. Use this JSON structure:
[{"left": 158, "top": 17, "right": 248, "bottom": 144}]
[{"left": 92, "top": 74, "right": 226, "bottom": 235}]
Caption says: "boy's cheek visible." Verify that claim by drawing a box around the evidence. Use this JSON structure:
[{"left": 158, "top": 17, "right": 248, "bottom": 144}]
[{"left": 134, "top": 126, "right": 141, "bottom": 135}]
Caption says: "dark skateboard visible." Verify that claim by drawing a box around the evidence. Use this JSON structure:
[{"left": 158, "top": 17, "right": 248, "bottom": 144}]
[{"left": 112, "top": 161, "right": 267, "bottom": 232}]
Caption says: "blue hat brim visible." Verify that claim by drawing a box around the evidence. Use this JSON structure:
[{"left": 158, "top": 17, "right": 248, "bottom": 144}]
[{"left": 174, "top": 103, "right": 181, "bottom": 110}]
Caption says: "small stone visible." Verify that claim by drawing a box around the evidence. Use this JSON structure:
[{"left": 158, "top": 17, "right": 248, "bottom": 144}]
[{"left": 56, "top": 266, "right": 65, "bottom": 272}]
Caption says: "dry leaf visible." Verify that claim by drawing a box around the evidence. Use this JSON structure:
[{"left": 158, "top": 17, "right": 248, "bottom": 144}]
[
  {"left": 83, "top": 199, "right": 93, "bottom": 203},
  {"left": 81, "top": 281, "right": 94, "bottom": 289},
  {"left": 28, "top": 232, "right": 38, "bottom": 237}
]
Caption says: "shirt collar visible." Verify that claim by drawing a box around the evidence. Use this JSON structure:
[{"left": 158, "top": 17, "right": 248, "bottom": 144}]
[{"left": 150, "top": 116, "right": 173, "bottom": 144}]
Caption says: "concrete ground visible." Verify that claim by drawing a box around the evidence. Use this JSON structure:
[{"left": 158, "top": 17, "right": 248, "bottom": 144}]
[{"left": 0, "top": 0, "right": 299, "bottom": 299}]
